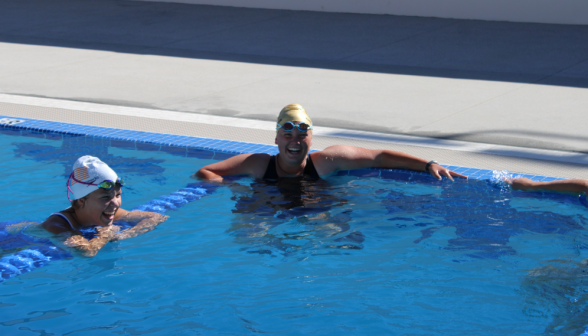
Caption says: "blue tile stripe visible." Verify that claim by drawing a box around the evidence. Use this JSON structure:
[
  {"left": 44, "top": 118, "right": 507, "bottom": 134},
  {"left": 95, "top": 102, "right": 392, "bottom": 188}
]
[{"left": 0, "top": 115, "right": 561, "bottom": 182}]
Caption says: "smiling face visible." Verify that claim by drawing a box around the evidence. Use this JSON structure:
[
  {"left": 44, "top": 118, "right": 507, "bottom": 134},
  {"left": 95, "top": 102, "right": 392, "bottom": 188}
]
[
  {"left": 275, "top": 121, "right": 313, "bottom": 166},
  {"left": 75, "top": 185, "right": 122, "bottom": 227}
]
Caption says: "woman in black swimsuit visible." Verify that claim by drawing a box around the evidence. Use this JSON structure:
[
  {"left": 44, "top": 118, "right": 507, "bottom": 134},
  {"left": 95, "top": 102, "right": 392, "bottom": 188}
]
[{"left": 196, "top": 104, "right": 466, "bottom": 182}]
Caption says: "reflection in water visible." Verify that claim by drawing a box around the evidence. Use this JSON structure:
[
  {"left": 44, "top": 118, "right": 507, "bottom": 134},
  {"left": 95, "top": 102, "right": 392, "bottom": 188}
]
[
  {"left": 229, "top": 176, "right": 364, "bottom": 257},
  {"left": 13, "top": 135, "right": 166, "bottom": 184},
  {"left": 522, "top": 259, "right": 588, "bottom": 335},
  {"left": 382, "top": 178, "right": 587, "bottom": 259}
]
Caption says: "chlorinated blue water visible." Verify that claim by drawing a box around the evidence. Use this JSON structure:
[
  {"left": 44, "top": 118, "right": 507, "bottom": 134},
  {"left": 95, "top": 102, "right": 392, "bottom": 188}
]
[{"left": 1, "top": 130, "right": 588, "bottom": 335}]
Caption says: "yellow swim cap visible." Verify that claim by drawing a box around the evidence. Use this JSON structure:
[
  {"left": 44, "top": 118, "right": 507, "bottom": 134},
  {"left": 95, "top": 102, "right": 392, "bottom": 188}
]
[{"left": 277, "top": 104, "right": 312, "bottom": 128}]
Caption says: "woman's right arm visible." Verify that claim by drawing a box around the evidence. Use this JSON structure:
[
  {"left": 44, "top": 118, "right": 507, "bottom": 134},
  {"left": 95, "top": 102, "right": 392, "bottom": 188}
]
[{"left": 62, "top": 226, "right": 120, "bottom": 257}]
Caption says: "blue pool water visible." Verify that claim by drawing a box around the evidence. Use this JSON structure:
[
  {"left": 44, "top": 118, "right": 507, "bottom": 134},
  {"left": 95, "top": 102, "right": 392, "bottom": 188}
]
[{"left": 1, "top": 125, "right": 588, "bottom": 335}]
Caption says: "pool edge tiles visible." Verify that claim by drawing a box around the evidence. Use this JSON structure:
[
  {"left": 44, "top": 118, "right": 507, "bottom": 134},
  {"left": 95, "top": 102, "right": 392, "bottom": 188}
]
[{"left": 0, "top": 115, "right": 560, "bottom": 182}]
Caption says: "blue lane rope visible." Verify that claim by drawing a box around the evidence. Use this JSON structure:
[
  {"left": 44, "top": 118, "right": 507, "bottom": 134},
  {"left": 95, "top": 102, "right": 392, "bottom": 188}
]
[{"left": 0, "top": 182, "right": 217, "bottom": 282}]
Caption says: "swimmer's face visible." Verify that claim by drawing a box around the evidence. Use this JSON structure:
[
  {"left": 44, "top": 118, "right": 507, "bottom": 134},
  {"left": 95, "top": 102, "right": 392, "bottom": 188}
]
[
  {"left": 275, "top": 121, "right": 313, "bottom": 164},
  {"left": 77, "top": 186, "right": 122, "bottom": 227}
]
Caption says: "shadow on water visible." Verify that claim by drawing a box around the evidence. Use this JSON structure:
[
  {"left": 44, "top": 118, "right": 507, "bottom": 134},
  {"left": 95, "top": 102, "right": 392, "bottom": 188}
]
[
  {"left": 1, "top": 0, "right": 588, "bottom": 88},
  {"left": 10, "top": 133, "right": 166, "bottom": 184}
]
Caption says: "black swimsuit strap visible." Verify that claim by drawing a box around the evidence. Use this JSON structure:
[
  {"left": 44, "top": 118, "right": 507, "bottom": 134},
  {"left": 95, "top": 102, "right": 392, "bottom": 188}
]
[
  {"left": 303, "top": 154, "right": 320, "bottom": 180},
  {"left": 263, "top": 154, "right": 320, "bottom": 180},
  {"left": 263, "top": 156, "right": 278, "bottom": 179}
]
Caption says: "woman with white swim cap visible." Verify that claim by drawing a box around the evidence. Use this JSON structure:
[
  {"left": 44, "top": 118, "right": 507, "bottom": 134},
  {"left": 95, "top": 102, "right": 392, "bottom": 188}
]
[
  {"left": 196, "top": 103, "right": 467, "bottom": 181},
  {"left": 42, "top": 156, "right": 168, "bottom": 257}
]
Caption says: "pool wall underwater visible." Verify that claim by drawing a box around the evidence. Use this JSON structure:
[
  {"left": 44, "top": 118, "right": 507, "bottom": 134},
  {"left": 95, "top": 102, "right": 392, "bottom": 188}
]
[{"left": 0, "top": 115, "right": 564, "bottom": 182}]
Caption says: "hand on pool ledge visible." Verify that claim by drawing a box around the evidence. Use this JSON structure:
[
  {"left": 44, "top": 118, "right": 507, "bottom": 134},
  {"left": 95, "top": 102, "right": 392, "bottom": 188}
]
[
  {"left": 426, "top": 162, "right": 467, "bottom": 181},
  {"left": 508, "top": 177, "right": 588, "bottom": 195}
]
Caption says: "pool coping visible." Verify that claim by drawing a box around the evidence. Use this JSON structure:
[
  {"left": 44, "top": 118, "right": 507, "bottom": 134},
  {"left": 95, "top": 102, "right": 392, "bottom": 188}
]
[{"left": 0, "top": 114, "right": 563, "bottom": 182}]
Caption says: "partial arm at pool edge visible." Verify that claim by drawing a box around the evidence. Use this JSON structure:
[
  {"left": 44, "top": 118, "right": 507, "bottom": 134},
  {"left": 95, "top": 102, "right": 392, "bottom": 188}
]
[{"left": 509, "top": 178, "right": 588, "bottom": 195}]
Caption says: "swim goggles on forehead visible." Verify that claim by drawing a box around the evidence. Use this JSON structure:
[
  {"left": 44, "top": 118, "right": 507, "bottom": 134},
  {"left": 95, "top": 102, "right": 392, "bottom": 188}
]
[
  {"left": 276, "top": 121, "right": 313, "bottom": 132},
  {"left": 66, "top": 173, "right": 125, "bottom": 201}
]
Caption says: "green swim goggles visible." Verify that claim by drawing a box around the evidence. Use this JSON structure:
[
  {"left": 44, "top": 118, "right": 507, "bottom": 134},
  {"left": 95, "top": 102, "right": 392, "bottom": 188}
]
[
  {"left": 276, "top": 121, "right": 313, "bottom": 132},
  {"left": 67, "top": 173, "right": 125, "bottom": 201},
  {"left": 95, "top": 178, "right": 125, "bottom": 190}
]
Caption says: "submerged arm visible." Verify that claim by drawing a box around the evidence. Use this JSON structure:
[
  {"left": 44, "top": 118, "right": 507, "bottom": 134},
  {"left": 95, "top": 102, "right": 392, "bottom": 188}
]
[{"left": 115, "top": 209, "right": 168, "bottom": 239}]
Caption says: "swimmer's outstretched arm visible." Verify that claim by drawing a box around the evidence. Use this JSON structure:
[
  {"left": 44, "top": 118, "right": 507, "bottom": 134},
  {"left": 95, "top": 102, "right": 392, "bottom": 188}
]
[
  {"left": 313, "top": 145, "right": 467, "bottom": 180},
  {"left": 195, "top": 153, "right": 271, "bottom": 182},
  {"left": 115, "top": 209, "right": 169, "bottom": 239},
  {"left": 508, "top": 177, "right": 588, "bottom": 195}
]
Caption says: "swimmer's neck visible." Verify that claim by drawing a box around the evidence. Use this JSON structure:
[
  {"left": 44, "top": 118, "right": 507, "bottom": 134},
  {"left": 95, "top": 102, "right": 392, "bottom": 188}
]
[{"left": 276, "top": 154, "right": 307, "bottom": 177}]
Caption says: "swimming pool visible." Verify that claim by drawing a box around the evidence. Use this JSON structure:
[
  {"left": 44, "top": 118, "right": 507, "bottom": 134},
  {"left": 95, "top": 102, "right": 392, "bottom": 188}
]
[{"left": 1, "top": 119, "right": 588, "bottom": 335}]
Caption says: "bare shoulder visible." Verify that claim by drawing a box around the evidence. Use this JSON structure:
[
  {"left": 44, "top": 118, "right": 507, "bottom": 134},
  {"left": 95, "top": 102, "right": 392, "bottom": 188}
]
[
  {"left": 244, "top": 153, "right": 272, "bottom": 163},
  {"left": 221, "top": 153, "right": 272, "bottom": 177},
  {"left": 218, "top": 152, "right": 271, "bottom": 162},
  {"left": 243, "top": 153, "right": 272, "bottom": 179},
  {"left": 311, "top": 146, "right": 359, "bottom": 176},
  {"left": 313, "top": 145, "right": 374, "bottom": 160},
  {"left": 197, "top": 153, "right": 272, "bottom": 179},
  {"left": 224, "top": 152, "right": 272, "bottom": 176},
  {"left": 312, "top": 145, "right": 380, "bottom": 175},
  {"left": 41, "top": 212, "right": 73, "bottom": 234}
]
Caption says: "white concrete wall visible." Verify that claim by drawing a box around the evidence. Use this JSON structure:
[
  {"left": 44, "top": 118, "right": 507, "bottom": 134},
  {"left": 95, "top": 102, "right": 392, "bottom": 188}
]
[{"left": 135, "top": 0, "right": 588, "bottom": 25}]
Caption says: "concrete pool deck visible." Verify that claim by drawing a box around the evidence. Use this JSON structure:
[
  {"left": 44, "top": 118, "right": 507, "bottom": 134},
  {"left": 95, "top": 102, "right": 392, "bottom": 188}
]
[{"left": 0, "top": 0, "right": 587, "bottom": 178}]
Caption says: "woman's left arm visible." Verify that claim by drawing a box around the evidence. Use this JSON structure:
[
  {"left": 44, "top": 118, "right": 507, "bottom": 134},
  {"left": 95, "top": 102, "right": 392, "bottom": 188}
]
[
  {"left": 314, "top": 145, "right": 467, "bottom": 180},
  {"left": 115, "top": 209, "right": 169, "bottom": 240}
]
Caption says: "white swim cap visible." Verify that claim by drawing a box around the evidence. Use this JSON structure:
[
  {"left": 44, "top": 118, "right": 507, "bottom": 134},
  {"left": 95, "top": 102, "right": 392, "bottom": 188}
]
[{"left": 67, "top": 156, "right": 119, "bottom": 201}]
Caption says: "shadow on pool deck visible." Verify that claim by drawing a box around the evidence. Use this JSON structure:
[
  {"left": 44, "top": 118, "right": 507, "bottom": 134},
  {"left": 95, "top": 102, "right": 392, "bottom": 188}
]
[{"left": 1, "top": 0, "right": 588, "bottom": 88}]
